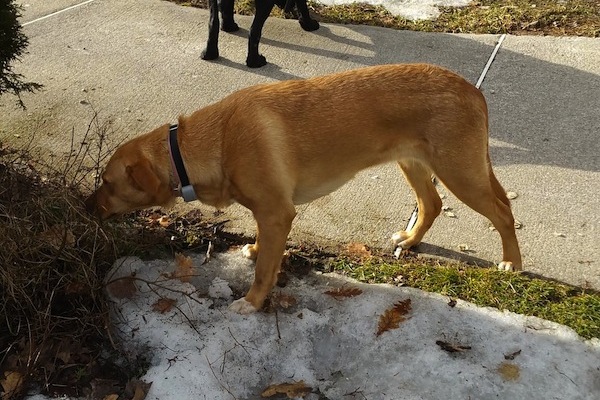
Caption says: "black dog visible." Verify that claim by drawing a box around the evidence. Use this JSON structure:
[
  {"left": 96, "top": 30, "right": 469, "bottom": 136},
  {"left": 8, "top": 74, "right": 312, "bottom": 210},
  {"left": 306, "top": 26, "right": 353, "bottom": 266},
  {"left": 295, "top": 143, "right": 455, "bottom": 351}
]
[{"left": 201, "top": 0, "right": 320, "bottom": 68}]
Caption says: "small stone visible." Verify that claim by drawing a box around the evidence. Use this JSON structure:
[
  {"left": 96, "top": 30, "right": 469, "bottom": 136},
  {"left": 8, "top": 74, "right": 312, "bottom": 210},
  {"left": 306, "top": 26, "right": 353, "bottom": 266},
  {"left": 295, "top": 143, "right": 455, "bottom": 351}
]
[
  {"left": 79, "top": 99, "right": 89, "bottom": 105},
  {"left": 442, "top": 205, "right": 451, "bottom": 211},
  {"left": 458, "top": 244, "right": 469, "bottom": 252},
  {"left": 514, "top": 220, "right": 523, "bottom": 229},
  {"left": 444, "top": 211, "right": 457, "bottom": 218},
  {"left": 506, "top": 191, "right": 518, "bottom": 200},
  {"left": 554, "top": 232, "right": 566, "bottom": 238}
]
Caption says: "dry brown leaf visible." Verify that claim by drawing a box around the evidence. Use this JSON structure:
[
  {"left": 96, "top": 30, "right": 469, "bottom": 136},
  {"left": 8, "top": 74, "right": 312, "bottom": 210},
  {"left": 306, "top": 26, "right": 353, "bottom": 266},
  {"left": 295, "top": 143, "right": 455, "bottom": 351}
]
[
  {"left": 124, "top": 379, "right": 152, "bottom": 400},
  {"left": 345, "top": 242, "right": 372, "bottom": 259},
  {"left": 38, "top": 224, "right": 75, "bottom": 249},
  {"left": 324, "top": 287, "right": 363, "bottom": 299},
  {"left": 376, "top": 299, "right": 412, "bottom": 336},
  {"left": 152, "top": 297, "right": 177, "bottom": 314},
  {"left": 272, "top": 293, "right": 297, "bottom": 309},
  {"left": 106, "top": 275, "right": 137, "bottom": 299},
  {"left": 103, "top": 395, "right": 119, "bottom": 400},
  {"left": 173, "top": 253, "right": 196, "bottom": 283},
  {"left": 497, "top": 362, "right": 520, "bottom": 381},
  {"left": 436, "top": 340, "right": 471, "bottom": 353},
  {"left": 261, "top": 380, "right": 311, "bottom": 398},
  {"left": 1, "top": 371, "right": 24, "bottom": 400}
]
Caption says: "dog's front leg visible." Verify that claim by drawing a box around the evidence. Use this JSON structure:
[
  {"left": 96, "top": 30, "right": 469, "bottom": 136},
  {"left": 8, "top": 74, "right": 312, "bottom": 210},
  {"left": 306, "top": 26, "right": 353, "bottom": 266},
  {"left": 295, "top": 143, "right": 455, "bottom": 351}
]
[
  {"left": 295, "top": 0, "right": 320, "bottom": 31},
  {"left": 201, "top": 0, "right": 220, "bottom": 60},
  {"left": 220, "top": 0, "right": 240, "bottom": 32},
  {"left": 229, "top": 205, "right": 296, "bottom": 314},
  {"left": 246, "top": 0, "right": 276, "bottom": 68}
]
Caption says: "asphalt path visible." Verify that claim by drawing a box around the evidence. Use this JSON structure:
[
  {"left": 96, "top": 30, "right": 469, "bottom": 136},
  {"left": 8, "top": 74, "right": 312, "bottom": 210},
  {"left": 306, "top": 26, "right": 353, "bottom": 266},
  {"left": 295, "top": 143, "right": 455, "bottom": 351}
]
[{"left": 2, "top": 0, "right": 599, "bottom": 289}]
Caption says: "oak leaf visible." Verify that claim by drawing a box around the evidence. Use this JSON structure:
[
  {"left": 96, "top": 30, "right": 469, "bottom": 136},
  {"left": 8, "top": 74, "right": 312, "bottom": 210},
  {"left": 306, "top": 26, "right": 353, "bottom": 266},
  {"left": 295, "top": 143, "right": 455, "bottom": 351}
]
[
  {"left": 345, "top": 242, "right": 372, "bottom": 259},
  {"left": 324, "top": 287, "right": 363, "bottom": 299},
  {"left": 106, "top": 275, "right": 137, "bottom": 299},
  {"left": 173, "top": 253, "right": 196, "bottom": 283},
  {"left": 261, "top": 381, "right": 311, "bottom": 398},
  {"left": 376, "top": 299, "right": 411, "bottom": 336},
  {"left": 272, "top": 292, "right": 297, "bottom": 309},
  {"left": 152, "top": 297, "right": 177, "bottom": 313},
  {"left": 1, "top": 371, "right": 24, "bottom": 400}
]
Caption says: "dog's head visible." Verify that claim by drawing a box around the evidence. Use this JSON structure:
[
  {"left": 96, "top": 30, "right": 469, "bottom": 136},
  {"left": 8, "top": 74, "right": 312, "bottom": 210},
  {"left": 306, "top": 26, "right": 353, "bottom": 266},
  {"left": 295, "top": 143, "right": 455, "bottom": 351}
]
[{"left": 85, "top": 139, "right": 175, "bottom": 220}]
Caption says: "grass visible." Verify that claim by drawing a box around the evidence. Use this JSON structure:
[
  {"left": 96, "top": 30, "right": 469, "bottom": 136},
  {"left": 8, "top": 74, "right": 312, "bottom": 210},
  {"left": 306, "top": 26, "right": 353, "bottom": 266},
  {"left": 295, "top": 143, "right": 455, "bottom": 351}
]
[
  {"left": 174, "top": 0, "right": 600, "bottom": 37},
  {"left": 330, "top": 256, "right": 600, "bottom": 339}
]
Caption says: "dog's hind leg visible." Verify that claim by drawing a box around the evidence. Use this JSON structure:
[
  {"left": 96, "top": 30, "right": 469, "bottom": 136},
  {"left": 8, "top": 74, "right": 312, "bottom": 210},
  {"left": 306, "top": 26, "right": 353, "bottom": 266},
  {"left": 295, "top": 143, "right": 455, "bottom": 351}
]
[
  {"left": 295, "top": 0, "right": 320, "bottom": 31},
  {"left": 201, "top": 0, "right": 220, "bottom": 60},
  {"left": 242, "top": 225, "right": 260, "bottom": 261},
  {"left": 220, "top": 0, "right": 240, "bottom": 32},
  {"left": 392, "top": 160, "right": 442, "bottom": 250},
  {"left": 246, "top": 0, "right": 276, "bottom": 67},
  {"left": 230, "top": 203, "right": 296, "bottom": 313},
  {"left": 432, "top": 157, "right": 522, "bottom": 271}
]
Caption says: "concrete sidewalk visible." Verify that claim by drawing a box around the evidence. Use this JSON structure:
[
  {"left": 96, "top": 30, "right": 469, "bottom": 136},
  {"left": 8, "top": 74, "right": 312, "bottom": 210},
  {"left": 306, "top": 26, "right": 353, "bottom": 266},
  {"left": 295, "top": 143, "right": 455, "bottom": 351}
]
[{"left": 1, "top": 0, "right": 598, "bottom": 289}]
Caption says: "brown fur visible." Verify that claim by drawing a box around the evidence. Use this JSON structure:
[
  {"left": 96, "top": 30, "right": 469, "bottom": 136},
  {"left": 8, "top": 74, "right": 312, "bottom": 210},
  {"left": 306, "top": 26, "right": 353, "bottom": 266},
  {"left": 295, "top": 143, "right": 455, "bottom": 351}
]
[{"left": 86, "top": 64, "right": 522, "bottom": 314}]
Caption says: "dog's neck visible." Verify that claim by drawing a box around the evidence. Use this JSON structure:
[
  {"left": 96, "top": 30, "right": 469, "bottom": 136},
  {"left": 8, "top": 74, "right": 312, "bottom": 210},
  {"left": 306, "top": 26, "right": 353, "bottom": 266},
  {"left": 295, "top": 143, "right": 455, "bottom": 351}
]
[{"left": 167, "top": 124, "right": 197, "bottom": 202}]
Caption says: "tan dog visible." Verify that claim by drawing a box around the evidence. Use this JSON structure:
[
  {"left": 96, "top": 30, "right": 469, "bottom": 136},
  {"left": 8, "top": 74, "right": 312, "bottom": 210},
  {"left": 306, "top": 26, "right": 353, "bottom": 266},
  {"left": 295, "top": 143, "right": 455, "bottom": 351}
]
[{"left": 86, "top": 64, "right": 522, "bottom": 314}]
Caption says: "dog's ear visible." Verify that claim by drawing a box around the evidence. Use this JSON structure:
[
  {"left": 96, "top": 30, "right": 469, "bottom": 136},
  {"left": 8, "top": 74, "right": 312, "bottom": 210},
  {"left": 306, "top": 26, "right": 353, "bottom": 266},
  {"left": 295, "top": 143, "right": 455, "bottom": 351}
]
[{"left": 126, "top": 159, "right": 161, "bottom": 194}]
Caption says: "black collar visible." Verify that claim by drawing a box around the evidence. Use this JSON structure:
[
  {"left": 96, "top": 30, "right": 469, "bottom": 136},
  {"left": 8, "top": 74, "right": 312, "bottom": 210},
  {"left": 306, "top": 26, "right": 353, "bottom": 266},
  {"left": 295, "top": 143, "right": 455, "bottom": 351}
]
[{"left": 167, "top": 124, "right": 197, "bottom": 202}]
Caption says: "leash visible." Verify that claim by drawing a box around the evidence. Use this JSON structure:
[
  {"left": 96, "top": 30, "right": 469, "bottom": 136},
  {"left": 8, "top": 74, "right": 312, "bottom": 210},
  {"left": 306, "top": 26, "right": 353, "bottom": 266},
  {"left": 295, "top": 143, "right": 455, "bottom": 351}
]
[{"left": 168, "top": 124, "right": 198, "bottom": 202}]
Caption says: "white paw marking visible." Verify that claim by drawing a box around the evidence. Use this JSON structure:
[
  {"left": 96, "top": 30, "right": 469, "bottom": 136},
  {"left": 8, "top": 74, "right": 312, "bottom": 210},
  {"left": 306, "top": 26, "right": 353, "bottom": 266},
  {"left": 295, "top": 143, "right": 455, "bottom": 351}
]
[
  {"left": 497, "top": 261, "right": 514, "bottom": 272},
  {"left": 228, "top": 298, "right": 257, "bottom": 314},
  {"left": 391, "top": 232, "right": 410, "bottom": 247},
  {"left": 241, "top": 244, "right": 256, "bottom": 259}
]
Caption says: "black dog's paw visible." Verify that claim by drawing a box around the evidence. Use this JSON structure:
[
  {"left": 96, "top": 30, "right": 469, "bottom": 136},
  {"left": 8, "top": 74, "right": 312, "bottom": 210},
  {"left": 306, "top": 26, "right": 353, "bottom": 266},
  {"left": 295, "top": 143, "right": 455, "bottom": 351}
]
[
  {"left": 246, "top": 54, "right": 267, "bottom": 68},
  {"left": 221, "top": 20, "right": 239, "bottom": 32},
  {"left": 201, "top": 47, "right": 219, "bottom": 60},
  {"left": 299, "top": 17, "right": 319, "bottom": 32}
]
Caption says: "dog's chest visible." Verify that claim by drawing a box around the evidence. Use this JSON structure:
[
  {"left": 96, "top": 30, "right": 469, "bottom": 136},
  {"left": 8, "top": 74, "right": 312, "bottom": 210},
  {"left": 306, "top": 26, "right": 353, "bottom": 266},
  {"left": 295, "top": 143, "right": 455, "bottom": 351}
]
[{"left": 292, "top": 175, "right": 354, "bottom": 205}]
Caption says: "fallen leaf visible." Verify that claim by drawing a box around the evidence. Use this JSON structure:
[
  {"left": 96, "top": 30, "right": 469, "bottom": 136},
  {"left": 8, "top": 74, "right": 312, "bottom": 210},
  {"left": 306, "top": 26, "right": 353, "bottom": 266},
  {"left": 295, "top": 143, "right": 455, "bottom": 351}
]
[
  {"left": 261, "top": 381, "right": 312, "bottom": 398},
  {"left": 152, "top": 298, "right": 177, "bottom": 314},
  {"left": 106, "top": 275, "right": 137, "bottom": 299},
  {"left": 38, "top": 224, "right": 75, "bottom": 249},
  {"left": 158, "top": 216, "right": 170, "bottom": 227},
  {"left": 497, "top": 362, "right": 520, "bottom": 381},
  {"left": 173, "top": 253, "right": 196, "bottom": 283},
  {"left": 504, "top": 349, "right": 522, "bottom": 360},
  {"left": 376, "top": 299, "right": 412, "bottom": 336},
  {"left": 435, "top": 340, "right": 471, "bottom": 353},
  {"left": 272, "top": 293, "right": 297, "bottom": 309},
  {"left": 124, "top": 379, "right": 152, "bottom": 400},
  {"left": 324, "top": 287, "right": 363, "bottom": 299},
  {"left": 345, "top": 242, "right": 372, "bottom": 259},
  {"left": 1, "top": 371, "right": 24, "bottom": 400}
]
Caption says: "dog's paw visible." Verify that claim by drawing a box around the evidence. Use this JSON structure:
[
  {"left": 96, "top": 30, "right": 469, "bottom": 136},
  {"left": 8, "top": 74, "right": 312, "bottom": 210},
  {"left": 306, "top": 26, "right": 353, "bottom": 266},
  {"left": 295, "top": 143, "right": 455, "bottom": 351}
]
[
  {"left": 229, "top": 298, "right": 257, "bottom": 314},
  {"left": 221, "top": 20, "right": 239, "bottom": 32},
  {"left": 246, "top": 54, "right": 267, "bottom": 68},
  {"left": 201, "top": 47, "right": 219, "bottom": 61},
  {"left": 299, "top": 18, "right": 320, "bottom": 32},
  {"left": 497, "top": 261, "right": 514, "bottom": 272},
  {"left": 241, "top": 244, "right": 258, "bottom": 260},
  {"left": 391, "top": 231, "right": 419, "bottom": 249}
]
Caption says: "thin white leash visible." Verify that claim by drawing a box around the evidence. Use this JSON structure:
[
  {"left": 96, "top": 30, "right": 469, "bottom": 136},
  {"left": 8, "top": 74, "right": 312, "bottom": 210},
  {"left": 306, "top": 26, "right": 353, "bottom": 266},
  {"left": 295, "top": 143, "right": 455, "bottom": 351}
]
[
  {"left": 403, "top": 34, "right": 507, "bottom": 235},
  {"left": 23, "top": 0, "right": 96, "bottom": 26}
]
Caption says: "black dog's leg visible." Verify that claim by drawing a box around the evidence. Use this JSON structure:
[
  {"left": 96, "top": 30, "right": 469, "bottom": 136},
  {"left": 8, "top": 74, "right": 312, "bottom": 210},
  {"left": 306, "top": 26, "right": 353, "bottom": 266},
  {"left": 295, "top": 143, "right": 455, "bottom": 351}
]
[
  {"left": 246, "top": 0, "right": 276, "bottom": 68},
  {"left": 220, "top": 0, "right": 239, "bottom": 32},
  {"left": 201, "top": 0, "right": 220, "bottom": 60},
  {"left": 295, "top": 0, "right": 319, "bottom": 31}
]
